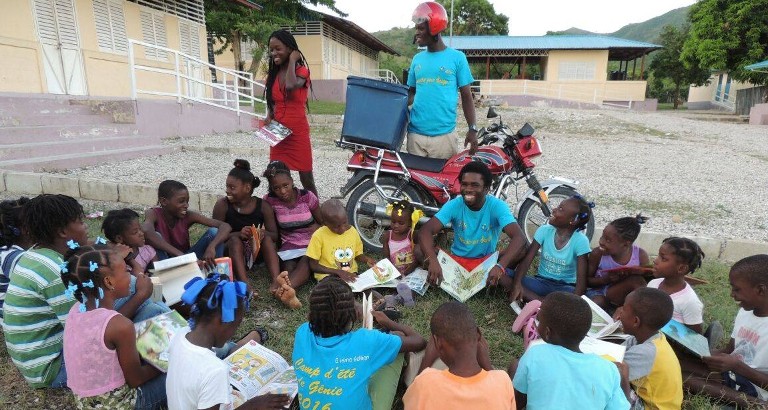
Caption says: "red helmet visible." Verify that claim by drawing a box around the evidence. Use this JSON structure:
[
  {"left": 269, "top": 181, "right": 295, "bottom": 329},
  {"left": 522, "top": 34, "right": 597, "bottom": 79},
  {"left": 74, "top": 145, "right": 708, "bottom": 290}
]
[{"left": 412, "top": 2, "right": 448, "bottom": 36}]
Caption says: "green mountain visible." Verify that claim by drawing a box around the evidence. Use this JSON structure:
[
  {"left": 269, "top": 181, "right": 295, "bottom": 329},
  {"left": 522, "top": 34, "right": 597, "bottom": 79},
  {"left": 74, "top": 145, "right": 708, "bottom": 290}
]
[{"left": 550, "top": 6, "right": 691, "bottom": 43}]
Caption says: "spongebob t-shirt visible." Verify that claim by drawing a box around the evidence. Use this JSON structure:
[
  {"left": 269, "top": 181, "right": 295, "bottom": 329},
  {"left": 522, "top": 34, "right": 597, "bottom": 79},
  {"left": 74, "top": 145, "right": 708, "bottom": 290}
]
[
  {"left": 407, "top": 47, "right": 474, "bottom": 136},
  {"left": 292, "top": 323, "right": 401, "bottom": 410},
  {"left": 435, "top": 195, "right": 516, "bottom": 259},
  {"left": 306, "top": 226, "right": 364, "bottom": 280}
]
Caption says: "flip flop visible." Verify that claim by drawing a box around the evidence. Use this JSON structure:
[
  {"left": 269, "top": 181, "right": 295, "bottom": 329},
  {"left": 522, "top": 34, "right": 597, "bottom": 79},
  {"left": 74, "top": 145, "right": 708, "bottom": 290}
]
[
  {"left": 255, "top": 327, "right": 269, "bottom": 345},
  {"left": 512, "top": 299, "right": 541, "bottom": 333},
  {"left": 396, "top": 282, "right": 415, "bottom": 307}
]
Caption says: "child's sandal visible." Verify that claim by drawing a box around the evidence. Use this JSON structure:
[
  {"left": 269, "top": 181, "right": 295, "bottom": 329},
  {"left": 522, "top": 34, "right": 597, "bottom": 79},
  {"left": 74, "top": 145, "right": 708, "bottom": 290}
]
[{"left": 512, "top": 299, "right": 541, "bottom": 333}]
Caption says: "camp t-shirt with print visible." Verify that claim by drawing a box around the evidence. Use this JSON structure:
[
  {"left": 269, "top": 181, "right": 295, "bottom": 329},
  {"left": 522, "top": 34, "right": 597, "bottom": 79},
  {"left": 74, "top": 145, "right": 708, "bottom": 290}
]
[
  {"left": 407, "top": 47, "right": 474, "bottom": 136},
  {"left": 435, "top": 195, "right": 516, "bottom": 259},
  {"left": 533, "top": 224, "right": 591, "bottom": 284},
  {"left": 292, "top": 322, "right": 402, "bottom": 410}
]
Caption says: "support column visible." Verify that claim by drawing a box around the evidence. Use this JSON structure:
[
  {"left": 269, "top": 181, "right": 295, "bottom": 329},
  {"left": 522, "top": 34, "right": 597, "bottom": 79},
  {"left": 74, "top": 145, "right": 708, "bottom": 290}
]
[{"left": 486, "top": 56, "right": 490, "bottom": 80}]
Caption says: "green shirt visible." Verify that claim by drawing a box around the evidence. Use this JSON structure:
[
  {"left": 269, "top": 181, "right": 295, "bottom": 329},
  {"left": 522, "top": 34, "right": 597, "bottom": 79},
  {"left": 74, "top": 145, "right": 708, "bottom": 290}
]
[{"left": 3, "top": 247, "right": 75, "bottom": 387}]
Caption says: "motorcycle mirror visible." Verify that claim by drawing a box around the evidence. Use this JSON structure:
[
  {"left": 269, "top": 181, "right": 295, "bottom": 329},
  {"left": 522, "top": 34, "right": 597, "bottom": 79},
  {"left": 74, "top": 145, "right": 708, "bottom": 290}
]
[
  {"left": 517, "top": 123, "right": 535, "bottom": 137},
  {"left": 486, "top": 106, "right": 499, "bottom": 119}
]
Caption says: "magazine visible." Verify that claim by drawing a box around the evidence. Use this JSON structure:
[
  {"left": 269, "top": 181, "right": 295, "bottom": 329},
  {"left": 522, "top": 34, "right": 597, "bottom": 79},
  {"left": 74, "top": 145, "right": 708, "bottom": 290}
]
[
  {"left": 134, "top": 310, "right": 188, "bottom": 372},
  {"left": 529, "top": 337, "right": 626, "bottom": 362},
  {"left": 438, "top": 250, "right": 498, "bottom": 303},
  {"left": 661, "top": 319, "right": 711, "bottom": 358},
  {"left": 581, "top": 295, "right": 629, "bottom": 341},
  {"left": 148, "top": 253, "right": 204, "bottom": 305},
  {"left": 401, "top": 268, "right": 429, "bottom": 296},
  {"left": 254, "top": 120, "right": 292, "bottom": 147},
  {"left": 225, "top": 340, "right": 298, "bottom": 407},
  {"left": 349, "top": 258, "right": 401, "bottom": 293}
]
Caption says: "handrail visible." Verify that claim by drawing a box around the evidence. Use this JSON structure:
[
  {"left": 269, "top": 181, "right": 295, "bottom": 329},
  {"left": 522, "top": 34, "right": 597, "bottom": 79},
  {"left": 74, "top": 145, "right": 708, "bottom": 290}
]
[
  {"left": 476, "top": 79, "right": 637, "bottom": 110},
  {"left": 128, "top": 38, "right": 266, "bottom": 118},
  {"left": 368, "top": 69, "right": 400, "bottom": 84}
]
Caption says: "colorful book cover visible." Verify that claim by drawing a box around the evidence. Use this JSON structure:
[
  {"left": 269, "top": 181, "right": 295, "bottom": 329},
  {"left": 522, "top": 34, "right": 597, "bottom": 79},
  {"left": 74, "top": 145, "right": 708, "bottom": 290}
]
[
  {"left": 134, "top": 310, "right": 188, "bottom": 372},
  {"left": 661, "top": 319, "right": 711, "bottom": 358},
  {"left": 438, "top": 250, "right": 498, "bottom": 303}
]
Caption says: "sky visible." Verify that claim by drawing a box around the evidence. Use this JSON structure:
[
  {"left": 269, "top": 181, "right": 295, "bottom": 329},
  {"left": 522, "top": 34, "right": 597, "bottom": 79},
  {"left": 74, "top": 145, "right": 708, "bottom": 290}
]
[{"left": 307, "top": 0, "right": 697, "bottom": 36}]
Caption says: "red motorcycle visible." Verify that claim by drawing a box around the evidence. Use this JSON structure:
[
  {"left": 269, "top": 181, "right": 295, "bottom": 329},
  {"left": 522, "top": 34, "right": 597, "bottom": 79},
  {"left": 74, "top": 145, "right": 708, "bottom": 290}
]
[{"left": 337, "top": 106, "right": 594, "bottom": 252}]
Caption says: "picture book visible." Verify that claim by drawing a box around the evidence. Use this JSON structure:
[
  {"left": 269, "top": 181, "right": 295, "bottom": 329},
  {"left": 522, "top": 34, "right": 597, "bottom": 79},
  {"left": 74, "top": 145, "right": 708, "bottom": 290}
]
[
  {"left": 225, "top": 340, "right": 298, "bottom": 408},
  {"left": 254, "top": 120, "right": 292, "bottom": 147},
  {"left": 581, "top": 295, "right": 628, "bottom": 341},
  {"left": 402, "top": 268, "right": 429, "bottom": 296},
  {"left": 529, "top": 337, "right": 626, "bottom": 362},
  {"left": 134, "top": 310, "right": 188, "bottom": 372},
  {"left": 349, "top": 258, "right": 401, "bottom": 293},
  {"left": 438, "top": 250, "right": 498, "bottom": 303},
  {"left": 208, "top": 257, "right": 233, "bottom": 281},
  {"left": 661, "top": 319, "right": 711, "bottom": 358},
  {"left": 361, "top": 291, "right": 374, "bottom": 330},
  {"left": 148, "top": 253, "right": 204, "bottom": 305}
]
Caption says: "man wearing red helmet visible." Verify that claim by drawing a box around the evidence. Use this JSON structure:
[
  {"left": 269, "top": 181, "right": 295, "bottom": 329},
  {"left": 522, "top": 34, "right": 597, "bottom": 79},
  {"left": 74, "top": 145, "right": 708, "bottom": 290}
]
[{"left": 407, "top": 1, "right": 478, "bottom": 159}]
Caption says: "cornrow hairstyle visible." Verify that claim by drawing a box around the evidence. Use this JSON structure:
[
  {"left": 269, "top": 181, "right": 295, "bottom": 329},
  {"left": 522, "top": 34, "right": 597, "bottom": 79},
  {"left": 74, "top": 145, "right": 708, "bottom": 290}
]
[
  {"left": 730, "top": 254, "right": 768, "bottom": 287},
  {"left": 22, "top": 194, "right": 84, "bottom": 245},
  {"left": 102, "top": 208, "right": 140, "bottom": 243},
  {"left": 263, "top": 160, "right": 293, "bottom": 189},
  {"left": 0, "top": 197, "right": 30, "bottom": 247},
  {"left": 60, "top": 244, "right": 113, "bottom": 310},
  {"left": 662, "top": 237, "right": 705, "bottom": 274},
  {"left": 458, "top": 161, "right": 492, "bottom": 189},
  {"left": 609, "top": 214, "right": 648, "bottom": 242},
  {"left": 390, "top": 199, "right": 415, "bottom": 221},
  {"left": 308, "top": 276, "right": 357, "bottom": 338},
  {"left": 570, "top": 195, "right": 595, "bottom": 232},
  {"left": 183, "top": 275, "right": 251, "bottom": 330},
  {"left": 229, "top": 159, "right": 261, "bottom": 195},
  {"left": 157, "top": 180, "right": 187, "bottom": 203},
  {"left": 264, "top": 29, "right": 313, "bottom": 115}
]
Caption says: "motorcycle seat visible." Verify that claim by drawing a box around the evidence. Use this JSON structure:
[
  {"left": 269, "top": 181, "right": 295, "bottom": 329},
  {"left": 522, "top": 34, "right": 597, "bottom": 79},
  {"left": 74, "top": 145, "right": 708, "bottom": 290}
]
[{"left": 399, "top": 152, "right": 447, "bottom": 173}]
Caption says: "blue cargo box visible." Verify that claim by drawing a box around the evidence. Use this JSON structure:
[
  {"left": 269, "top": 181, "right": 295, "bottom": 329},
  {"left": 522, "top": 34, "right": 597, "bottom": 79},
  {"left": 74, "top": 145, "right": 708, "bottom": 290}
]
[{"left": 341, "top": 76, "right": 409, "bottom": 150}]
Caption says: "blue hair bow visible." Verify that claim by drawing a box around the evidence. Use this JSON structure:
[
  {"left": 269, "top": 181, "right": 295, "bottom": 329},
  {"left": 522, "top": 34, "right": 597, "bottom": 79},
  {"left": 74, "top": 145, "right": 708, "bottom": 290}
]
[
  {"left": 64, "top": 283, "right": 78, "bottom": 299},
  {"left": 94, "top": 237, "right": 107, "bottom": 245},
  {"left": 181, "top": 276, "right": 250, "bottom": 325},
  {"left": 67, "top": 240, "right": 80, "bottom": 250},
  {"left": 59, "top": 262, "right": 68, "bottom": 274},
  {"left": 82, "top": 279, "right": 95, "bottom": 289},
  {"left": 89, "top": 261, "right": 98, "bottom": 272}
]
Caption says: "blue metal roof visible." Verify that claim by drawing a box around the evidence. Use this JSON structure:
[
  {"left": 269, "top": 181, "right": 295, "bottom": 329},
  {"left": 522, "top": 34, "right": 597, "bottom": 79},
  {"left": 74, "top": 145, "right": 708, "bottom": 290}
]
[
  {"left": 745, "top": 60, "right": 768, "bottom": 72},
  {"left": 444, "top": 35, "right": 661, "bottom": 50}
]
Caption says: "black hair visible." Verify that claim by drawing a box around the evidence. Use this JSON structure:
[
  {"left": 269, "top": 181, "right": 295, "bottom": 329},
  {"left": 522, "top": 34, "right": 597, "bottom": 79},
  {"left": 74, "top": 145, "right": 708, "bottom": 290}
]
[
  {"left": 539, "top": 291, "right": 591, "bottom": 345},
  {"left": 22, "top": 194, "right": 84, "bottom": 245},
  {"left": 730, "top": 254, "right": 768, "bottom": 287},
  {"left": 627, "top": 287, "right": 673, "bottom": 331},
  {"left": 102, "top": 208, "right": 140, "bottom": 243},
  {"left": 263, "top": 160, "right": 292, "bottom": 184},
  {"left": 264, "top": 29, "right": 312, "bottom": 116},
  {"left": 430, "top": 301, "right": 477, "bottom": 344},
  {"left": 662, "top": 237, "right": 705, "bottom": 274},
  {"left": 389, "top": 199, "right": 415, "bottom": 223},
  {"left": 60, "top": 244, "right": 114, "bottom": 306},
  {"left": 186, "top": 279, "right": 249, "bottom": 329},
  {"left": 308, "top": 276, "right": 357, "bottom": 338},
  {"left": 570, "top": 195, "right": 594, "bottom": 232},
  {"left": 458, "top": 161, "right": 492, "bottom": 189},
  {"left": 0, "top": 197, "right": 30, "bottom": 247},
  {"left": 157, "top": 180, "right": 188, "bottom": 203},
  {"left": 609, "top": 214, "right": 648, "bottom": 242},
  {"left": 229, "top": 159, "right": 261, "bottom": 195}
]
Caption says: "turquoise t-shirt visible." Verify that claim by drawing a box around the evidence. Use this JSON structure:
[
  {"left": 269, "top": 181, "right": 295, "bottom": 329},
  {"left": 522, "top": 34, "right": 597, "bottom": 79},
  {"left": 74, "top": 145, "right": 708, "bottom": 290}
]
[
  {"left": 513, "top": 343, "right": 630, "bottom": 410},
  {"left": 407, "top": 47, "right": 474, "bottom": 136},
  {"left": 435, "top": 195, "right": 516, "bottom": 258},
  {"left": 533, "top": 224, "right": 591, "bottom": 284},
  {"left": 292, "top": 322, "right": 402, "bottom": 410}
]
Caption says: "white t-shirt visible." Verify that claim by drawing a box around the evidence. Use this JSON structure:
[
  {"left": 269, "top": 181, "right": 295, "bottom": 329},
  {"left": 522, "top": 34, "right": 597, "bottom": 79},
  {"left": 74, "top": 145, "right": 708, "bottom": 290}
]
[
  {"left": 167, "top": 329, "right": 233, "bottom": 410},
  {"left": 731, "top": 308, "right": 768, "bottom": 401},
  {"left": 648, "top": 278, "right": 703, "bottom": 325}
]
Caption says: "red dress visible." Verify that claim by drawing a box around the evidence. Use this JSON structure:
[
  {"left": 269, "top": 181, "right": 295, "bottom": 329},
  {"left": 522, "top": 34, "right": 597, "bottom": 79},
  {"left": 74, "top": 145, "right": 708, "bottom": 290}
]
[{"left": 269, "top": 65, "right": 312, "bottom": 172}]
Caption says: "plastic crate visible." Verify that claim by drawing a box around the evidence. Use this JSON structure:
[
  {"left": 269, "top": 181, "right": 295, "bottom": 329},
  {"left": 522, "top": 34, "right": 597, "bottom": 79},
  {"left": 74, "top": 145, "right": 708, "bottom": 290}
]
[{"left": 341, "top": 76, "right": 409, "bottom": 150}]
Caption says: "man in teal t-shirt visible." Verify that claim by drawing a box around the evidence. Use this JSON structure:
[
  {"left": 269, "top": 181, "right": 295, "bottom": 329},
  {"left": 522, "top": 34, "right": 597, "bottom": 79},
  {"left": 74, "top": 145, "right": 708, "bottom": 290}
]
[{"left": 407, "top": 2, "right": 478, "bottom": 159}]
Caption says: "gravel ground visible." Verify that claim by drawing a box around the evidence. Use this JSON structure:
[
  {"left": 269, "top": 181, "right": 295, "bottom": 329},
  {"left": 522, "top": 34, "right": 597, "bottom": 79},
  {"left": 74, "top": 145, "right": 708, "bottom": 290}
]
[{"left": 51, "top": 106, "right": 768, "bottom": 242}]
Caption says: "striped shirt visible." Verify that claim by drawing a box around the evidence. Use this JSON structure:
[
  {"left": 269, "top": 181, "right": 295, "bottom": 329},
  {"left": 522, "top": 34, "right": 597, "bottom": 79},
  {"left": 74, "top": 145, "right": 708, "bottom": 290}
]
[
  {"left": 0, "top": 245, "right": 26, "bottom": 323},
  {"left": 264, "top": 188, "right": 319, "bottom": 251},
  {"left": 2, "top": 247, "right": 75, "bottom": 387}
]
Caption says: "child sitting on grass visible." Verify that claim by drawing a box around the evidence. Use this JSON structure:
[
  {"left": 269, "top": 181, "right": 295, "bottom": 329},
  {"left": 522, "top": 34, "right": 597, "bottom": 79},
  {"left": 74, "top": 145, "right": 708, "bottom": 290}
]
[
  {"left": 618, "top": 287, "right": 683, "bottom": 409},
  {"left": 62, "top": 244, "right": 166, "bottom": 410},
  {"left": 403, "top": 301, "right": 515, "bottom": 409},
  {"left": 683, "top": 254, "right": 768, "bottom": 408},
  {"left": 509, "top": 291, "right": 630, "bottom": 409},
  {"left": 306, "top": 199, "right": 376, "bottom": 282},
  {"left": 103, "top": 208, "right": 157, "bottom": 273},
  {"left": 292, "top": 276, "right": 426, "bottom": 410},
  {"left": 0, "top": 197, "right": 31, "bottom": 323},
  {"left": 381, "top": 199, "right": 424, "bottom": 306}
]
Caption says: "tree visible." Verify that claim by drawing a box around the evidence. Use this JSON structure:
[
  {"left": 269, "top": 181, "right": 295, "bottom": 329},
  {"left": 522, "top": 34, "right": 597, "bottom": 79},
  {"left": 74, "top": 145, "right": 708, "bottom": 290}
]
[
  {"left": 649, "top": 25, "right": 711, "bottom": 109},
  {"left": 436, "top": 0, "right": 508, "bottom": 36},
  {"left": 681, "top": 0, "right": 768, "bottom": 85}
]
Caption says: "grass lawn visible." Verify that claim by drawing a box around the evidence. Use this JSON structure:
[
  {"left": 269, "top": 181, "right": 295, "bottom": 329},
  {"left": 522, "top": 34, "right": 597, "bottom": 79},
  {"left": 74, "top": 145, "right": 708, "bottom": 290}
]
[
  {"left": 308, "top": 100, "right": 345, "bottom": 115},
  {"left": 0, "top": 216, "right": 751, "bottom": 409}
]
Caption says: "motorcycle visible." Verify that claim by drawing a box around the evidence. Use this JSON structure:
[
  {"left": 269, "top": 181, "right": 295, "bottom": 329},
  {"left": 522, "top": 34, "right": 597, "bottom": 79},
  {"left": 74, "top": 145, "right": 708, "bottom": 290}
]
[{"left": 337, "top": 106, "right": 594, "bottom": 252}]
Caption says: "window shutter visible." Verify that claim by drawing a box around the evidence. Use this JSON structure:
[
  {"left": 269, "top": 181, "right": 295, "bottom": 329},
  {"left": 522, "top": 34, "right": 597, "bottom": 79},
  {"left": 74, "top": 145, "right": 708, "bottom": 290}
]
[{"left": 94, "top": 0, "right": 127, "bottom": 54}]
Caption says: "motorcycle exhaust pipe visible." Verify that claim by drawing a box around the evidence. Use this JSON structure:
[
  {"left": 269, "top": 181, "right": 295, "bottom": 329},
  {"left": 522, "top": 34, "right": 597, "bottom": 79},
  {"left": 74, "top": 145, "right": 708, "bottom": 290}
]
[{"left": 357, "top": 202, "right": 431, "bottom": 225}]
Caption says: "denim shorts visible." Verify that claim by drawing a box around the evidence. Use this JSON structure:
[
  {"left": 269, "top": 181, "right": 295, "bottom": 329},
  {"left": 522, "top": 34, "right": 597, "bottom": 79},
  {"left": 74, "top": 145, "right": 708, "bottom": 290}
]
[{"left": 522, "top": 275, "right": 576, "bottom": 297}]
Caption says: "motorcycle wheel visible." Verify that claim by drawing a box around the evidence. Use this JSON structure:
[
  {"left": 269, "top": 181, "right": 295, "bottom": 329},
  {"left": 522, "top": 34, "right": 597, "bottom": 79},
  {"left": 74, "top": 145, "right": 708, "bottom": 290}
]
[
  {"left": 517, "top": 186, "right": 595, "bottom": 244},
  {"left": 346, "top": 177, "right": 425, "bottom": 253}
]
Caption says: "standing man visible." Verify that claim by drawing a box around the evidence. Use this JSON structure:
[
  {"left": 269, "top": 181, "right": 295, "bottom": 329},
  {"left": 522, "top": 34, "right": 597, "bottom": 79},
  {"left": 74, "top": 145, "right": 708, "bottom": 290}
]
[{"left": 407, "top": 1, "right": 479, "bottom": 158}]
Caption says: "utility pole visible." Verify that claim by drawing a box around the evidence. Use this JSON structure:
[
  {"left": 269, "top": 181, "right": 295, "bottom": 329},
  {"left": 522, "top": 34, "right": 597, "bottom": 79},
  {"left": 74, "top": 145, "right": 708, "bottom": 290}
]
[{"left": 449, "top": 0, "right": 454, "bottom": 46}]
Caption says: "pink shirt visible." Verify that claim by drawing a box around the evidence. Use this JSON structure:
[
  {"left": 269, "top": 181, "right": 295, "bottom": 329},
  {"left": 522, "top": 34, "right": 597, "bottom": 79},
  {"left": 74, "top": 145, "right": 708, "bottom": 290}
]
[
  {"left": 388, "top": 231, "right": 414, "bottom": 273},
  {"left": 63, "top": 304, "right": 127, "bottom": 397}
]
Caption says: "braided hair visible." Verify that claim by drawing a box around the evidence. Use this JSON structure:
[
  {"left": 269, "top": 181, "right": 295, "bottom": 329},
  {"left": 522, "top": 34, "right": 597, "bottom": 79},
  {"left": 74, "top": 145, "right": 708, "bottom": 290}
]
[
  {"left": 263, "top": 160, "right": 292, "bottom": 182},
  {"left": 609, "top": 214, "right": 648, "bottom": 242},
  {"left": 662, "top": 237, "right": 705, "bottom": 274},
  {"left": 102, "top": 208, "right": 140, "bottom": 243},
  {"left": 183, "top": 275, "right": 251, "bottom": 330},
  {"left": 308, "top": 276, "right": 357, "bottom": 338},
  {"left": 0, "top": 197, "right": 30, "bottom": 247},
  {"left": 389, "top": 199, "right": 415, "bottom": 221},
  {"left": 60, "top": 244, "right": 114, "bottom": 311},
  {"left": 265, "top": 29, "right": 312, "bottom": 115},
  {"left": 157, "top": 180, "right": 187, "bottom": 203},
  {"left": 570, "top": 195, "right": 595, "bottom": 232},
  {"left": 22, "top": 194, "right": 84, "bottom": 245},
  {"left": 229, "top": 159, "right": 261, "bottom": 195}
]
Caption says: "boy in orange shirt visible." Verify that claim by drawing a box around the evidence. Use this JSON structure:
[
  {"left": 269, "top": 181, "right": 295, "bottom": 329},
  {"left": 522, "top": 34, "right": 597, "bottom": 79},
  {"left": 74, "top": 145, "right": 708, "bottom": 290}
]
[{"left": 403, "top": 301, "right": 515, "bottom": 409}]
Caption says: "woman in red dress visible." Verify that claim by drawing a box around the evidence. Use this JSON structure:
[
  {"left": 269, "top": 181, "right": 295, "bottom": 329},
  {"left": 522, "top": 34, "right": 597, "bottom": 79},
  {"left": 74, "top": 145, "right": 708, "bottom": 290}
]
[{"left": 264, "top": 30, "right": 317, "bottom": 197}]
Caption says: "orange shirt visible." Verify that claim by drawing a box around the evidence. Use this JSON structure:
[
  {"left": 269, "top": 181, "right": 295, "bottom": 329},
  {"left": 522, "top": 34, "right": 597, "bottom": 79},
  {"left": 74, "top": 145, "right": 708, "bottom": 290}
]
[{"left": 403, "top": 368, "right": 516, "bottom": 410}]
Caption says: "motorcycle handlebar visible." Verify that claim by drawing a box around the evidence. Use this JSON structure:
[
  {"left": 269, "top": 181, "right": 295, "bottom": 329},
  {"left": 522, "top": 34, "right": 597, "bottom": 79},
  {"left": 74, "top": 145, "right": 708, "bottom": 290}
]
[{"left": 525, "top": 174, "right": 552, "bottom": 217}]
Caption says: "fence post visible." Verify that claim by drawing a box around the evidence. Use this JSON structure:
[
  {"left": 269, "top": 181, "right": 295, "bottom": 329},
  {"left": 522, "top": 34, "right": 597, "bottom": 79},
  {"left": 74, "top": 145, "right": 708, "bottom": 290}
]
[
  {"left": 223, "top": 72, "right": 228, "bottom": 108},
  {"left": 128, "top": 41, "right": 137, "bottom": 100},
  {"left": 175, "top": 53, "right": 182, "bottom": 103}
]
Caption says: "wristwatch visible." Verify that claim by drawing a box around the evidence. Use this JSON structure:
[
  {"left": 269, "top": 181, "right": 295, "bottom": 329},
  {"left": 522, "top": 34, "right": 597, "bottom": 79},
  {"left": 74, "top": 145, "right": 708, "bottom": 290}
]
[{"left": 468, "top": 124, "right": 479, "bottom": 133}]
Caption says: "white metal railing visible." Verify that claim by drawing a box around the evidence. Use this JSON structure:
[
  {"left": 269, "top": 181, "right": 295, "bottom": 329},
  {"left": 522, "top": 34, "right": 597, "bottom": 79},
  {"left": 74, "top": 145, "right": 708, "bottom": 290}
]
[
  {"left": 475, "top": 80, "right": 637, "bottom": 109},
  {"left": 368, "top": 69, "right": 400, "bottom": 84},
  {"left": 128, "top": 39, "right": 266, "bottom": 118},
  {"left": 713, "top": 90, "right": 736, "bottom": 111}
]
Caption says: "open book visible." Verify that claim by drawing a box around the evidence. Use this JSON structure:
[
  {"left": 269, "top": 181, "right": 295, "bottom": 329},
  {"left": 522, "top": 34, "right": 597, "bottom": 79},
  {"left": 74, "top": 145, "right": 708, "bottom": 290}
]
[
  {"left": 134, "top": 310, "right": 188, "bottom": 372},
  {"left": 661, "top": 319, "right": 710, "bottom": 358},
  {"left": 438, "top": 250, "right": 498, "bottom": 303},
  {"left": 254, "top": 120, "right": 292, "bottom": 147},
  {"left": 349, "top": 258, "right": 401, "bottom": 293},
  {"left": 149, "top": 253, "right": 204, "bottom": 305},
  {"left": 210, "top": 257, "right": 233, "bottom": 281},
  {"left": 529, "top": 337, "right": 626, "bottom": 362},
  {"left": 225, "top": 340, "right": 298, "bottom": 408},
  {"left": 402, "top": 268, "right": 429, "bottom": 296},
  {"left": 581, "top": 295, "right": 629, "bottom": 341}
]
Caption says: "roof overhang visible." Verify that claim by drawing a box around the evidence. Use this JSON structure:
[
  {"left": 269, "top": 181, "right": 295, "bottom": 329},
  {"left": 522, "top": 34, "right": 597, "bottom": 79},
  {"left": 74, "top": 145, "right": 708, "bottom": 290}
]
[
  {"left": 227, "top": 0, "right": 262, "bottom": 10},
  {"left": 317, "top": 12, "right": 399, "bottom": 56},
  {"left": 745, "top": 60, "right": 768, "bottom": 73}
]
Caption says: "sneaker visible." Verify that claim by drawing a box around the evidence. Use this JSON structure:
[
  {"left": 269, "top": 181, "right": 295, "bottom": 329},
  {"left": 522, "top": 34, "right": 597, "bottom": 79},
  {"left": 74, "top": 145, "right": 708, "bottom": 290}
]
[
  {"left": 512, "top": 300, "right": 541, "bottom": 333},
  {"left": 704, "top": 320, "right": 724, "bottom": 352}
]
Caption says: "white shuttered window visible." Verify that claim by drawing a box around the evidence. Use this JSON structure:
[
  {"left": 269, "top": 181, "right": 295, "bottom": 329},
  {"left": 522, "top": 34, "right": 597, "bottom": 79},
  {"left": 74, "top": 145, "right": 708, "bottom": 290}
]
[
  {"left": 140, "top": 9, "right": 167, "bottom": 60},
  {"left": 179, "top": 20, "right": 201, "bottom": 59},
  {"left": 93, "top": 0, "right": 127, "bottom": 54}
]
